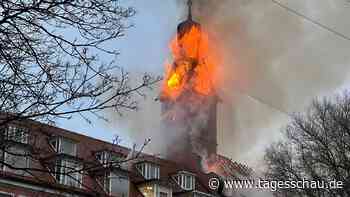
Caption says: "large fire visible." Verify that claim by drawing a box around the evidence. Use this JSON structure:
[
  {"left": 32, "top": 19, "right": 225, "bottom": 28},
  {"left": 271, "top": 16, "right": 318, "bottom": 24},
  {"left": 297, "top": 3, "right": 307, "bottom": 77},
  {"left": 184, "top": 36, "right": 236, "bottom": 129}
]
[{"left": 161, "top": 25, "right": 218, "bottom": 100}]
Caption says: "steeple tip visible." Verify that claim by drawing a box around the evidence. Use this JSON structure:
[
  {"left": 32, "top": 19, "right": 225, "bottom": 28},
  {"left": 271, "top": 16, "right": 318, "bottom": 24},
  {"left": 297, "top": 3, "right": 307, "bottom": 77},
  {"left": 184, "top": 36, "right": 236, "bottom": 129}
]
[{"left": 187, "top": 0, "right": 192, "bottom": 20}]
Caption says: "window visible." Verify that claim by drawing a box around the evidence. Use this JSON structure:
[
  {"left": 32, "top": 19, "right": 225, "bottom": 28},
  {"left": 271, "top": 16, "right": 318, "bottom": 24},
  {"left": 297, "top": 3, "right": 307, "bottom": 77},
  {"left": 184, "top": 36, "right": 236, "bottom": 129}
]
[
  {"left": 139, "top": 184, "right": 171, "bottom": 197},
  {"left": 55, "top": 159, "right": 82, "bottom": 188},
  {"left": 95, "top": 151, "right": 124, "bottom": 167},
  {"left": 173, "top": 172, "right": 195, "bottom": 191},
  {"left": 185, "top": 175, "right": 193, "bottom": 189},
  {"left": 4, "top": 125, "right": 28, "bottom": 144},
  {"left": 104, "top": 171, "right": 129, "bottom": 197},
  {"left": 3, "top": 145, "right": 31, "bottom": 176},
  {"left": 50, "top": 137, "right": 77, "bottom": 156},
  {"left": 136, "top": 162, "right": 160, "bottom": 180}
]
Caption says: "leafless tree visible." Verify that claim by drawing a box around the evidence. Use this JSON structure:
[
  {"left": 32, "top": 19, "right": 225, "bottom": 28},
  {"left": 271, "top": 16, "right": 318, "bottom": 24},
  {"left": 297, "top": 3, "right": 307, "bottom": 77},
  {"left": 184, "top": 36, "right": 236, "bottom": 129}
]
[
  {"left": 0, "top": 0, "right": 159, "bottom": 126},
  {"left": 0, "top": 1, "right": 158, "bottom": 195},
  {"left": 0, "top": 124, "right": 151, "bottom": 196},
  {"left": 264, "top": 92, "right": 350, "bottom": 197}
]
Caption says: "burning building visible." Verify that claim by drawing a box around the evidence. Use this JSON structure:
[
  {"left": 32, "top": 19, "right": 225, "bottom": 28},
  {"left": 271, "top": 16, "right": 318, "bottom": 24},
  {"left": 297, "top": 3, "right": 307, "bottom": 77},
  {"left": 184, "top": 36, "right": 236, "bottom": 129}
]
[
  {"left": 159, "top": 2, "right": 257, "bottom": 196},
  {"left": 160, "top": 0, "right": 219, "bottom": 171}
]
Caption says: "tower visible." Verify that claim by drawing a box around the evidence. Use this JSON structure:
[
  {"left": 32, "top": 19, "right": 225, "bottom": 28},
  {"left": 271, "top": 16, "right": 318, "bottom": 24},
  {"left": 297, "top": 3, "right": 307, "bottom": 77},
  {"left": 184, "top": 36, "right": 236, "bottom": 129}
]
[{"left": 160, "top": 0, "right": 218, "bottom": 171}]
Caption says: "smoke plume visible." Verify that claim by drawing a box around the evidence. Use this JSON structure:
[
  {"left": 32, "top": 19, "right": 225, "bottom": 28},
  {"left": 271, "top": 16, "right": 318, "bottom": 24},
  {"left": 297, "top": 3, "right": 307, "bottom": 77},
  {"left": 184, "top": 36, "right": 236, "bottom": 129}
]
[
  {"left": 107, "top": 0, "right": 350, "bottom": 170},
  {"left": 178, "top": 0, "right": 350, "bottom": 169}
]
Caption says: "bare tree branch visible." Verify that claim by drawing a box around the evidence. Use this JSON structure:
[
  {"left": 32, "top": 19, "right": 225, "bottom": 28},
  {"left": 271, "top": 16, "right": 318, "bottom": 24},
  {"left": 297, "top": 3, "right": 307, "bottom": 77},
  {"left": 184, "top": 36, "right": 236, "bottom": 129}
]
[
  {"left": 0, "top": 0, "right": 160, "bottom": 126},
  {"left": 264, "top": 91, "right": 350, "bottom": 197}
]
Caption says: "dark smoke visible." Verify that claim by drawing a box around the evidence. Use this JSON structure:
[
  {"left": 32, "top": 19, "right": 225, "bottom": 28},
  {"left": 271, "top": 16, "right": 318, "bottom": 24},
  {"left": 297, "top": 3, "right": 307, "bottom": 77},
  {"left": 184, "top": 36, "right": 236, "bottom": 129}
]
[
  {"left": 178, "top": 0, "right": 350, "bottom": 168},
  {"left": 106, "top": 0, "right": 350, "bottom": 170}
]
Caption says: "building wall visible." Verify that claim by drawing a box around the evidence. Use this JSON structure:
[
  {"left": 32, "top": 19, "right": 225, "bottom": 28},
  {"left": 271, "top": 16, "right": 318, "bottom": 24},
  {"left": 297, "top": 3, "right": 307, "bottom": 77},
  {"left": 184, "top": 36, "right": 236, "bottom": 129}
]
[
  {"left": 0, "top": 180, "right": 64, "bottom": 197},
  {"left": 161, "top": 94, "right": 218, "bottom": 172},
  {"left": 0, "top": 120, "right": 217, "bottom": 197}
]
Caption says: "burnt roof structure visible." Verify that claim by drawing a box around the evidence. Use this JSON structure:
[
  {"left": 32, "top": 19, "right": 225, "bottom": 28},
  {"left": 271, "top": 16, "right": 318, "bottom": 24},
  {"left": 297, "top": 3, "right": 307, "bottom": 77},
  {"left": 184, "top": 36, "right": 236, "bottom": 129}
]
[{"left": 177, "top": 0, "right": 201, "bottom": 39}]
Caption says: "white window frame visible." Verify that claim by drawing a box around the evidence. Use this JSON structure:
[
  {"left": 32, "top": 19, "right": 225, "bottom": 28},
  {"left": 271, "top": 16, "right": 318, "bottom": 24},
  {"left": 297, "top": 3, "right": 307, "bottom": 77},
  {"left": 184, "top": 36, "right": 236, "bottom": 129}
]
[
  {"left": 173, "top": 171, "right": 195, "bottom": 191},
  {"left": 103, "top": 171, "right": 110, "bottom": 194},
  {"left": 55, "top": 158, "right": 83, "bottom": 188},
  {"left": 104, "top": 171, "right": 130, "bottom": 196},
  {"left": 95, "top": 151, "right": 124, "bottom": 168},
  {"left": 96, "top": 151, "right": 108, "bottom": 167},
  {"left": 136, "top": 162, "right": 160, "bottom": 180},
  {"left": 49, "top": 137, "right": 77, "bottom": 156},
  {"left": 5, "top": 125, "right": 29, "bottom": 144}
]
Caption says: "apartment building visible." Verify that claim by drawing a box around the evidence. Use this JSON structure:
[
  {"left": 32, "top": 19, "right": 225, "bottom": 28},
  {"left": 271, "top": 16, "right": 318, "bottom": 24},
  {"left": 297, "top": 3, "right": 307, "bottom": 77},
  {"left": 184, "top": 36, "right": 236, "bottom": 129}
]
[{"left": 0, "top": 119, "right": 221, "bottom": 197}]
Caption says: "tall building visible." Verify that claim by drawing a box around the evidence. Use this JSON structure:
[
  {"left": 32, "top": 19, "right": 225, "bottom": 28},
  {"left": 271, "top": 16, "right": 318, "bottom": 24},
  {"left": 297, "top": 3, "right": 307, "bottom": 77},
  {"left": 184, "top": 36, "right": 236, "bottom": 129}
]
[{"left": 160, "top": 0, "right": 218, "bottom": 171}]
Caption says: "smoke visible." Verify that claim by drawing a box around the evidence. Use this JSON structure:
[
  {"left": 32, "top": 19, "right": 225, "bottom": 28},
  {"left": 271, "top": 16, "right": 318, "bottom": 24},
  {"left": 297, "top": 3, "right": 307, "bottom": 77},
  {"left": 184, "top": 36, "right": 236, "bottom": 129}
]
[
  {"left": 105, "top": 0, "right": 350, "bottom": 171},
  {"left": 176, "top": 0, "right": 350, "bottom": 169}
]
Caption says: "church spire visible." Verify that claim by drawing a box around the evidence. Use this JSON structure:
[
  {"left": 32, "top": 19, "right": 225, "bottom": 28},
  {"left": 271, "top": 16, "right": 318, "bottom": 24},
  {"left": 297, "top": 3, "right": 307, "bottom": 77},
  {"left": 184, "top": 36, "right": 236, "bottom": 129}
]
[
  {"left": 187, "top": 0, "right": 192, "bottom": 20},
  {"left": 177, "top": 0, "right": 200, "bottom": 39}
]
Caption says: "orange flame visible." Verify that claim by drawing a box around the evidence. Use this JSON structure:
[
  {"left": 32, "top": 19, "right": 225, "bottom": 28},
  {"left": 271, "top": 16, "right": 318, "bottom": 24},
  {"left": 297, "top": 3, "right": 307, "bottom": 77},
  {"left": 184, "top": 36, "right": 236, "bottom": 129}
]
[{"left": 161, "top": 25, "right": 218, "bottom": 100}]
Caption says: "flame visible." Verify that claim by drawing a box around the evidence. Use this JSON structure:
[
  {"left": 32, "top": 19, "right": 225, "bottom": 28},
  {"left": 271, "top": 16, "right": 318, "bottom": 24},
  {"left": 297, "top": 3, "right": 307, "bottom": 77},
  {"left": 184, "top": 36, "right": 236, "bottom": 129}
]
[
  {"left": 203, "top": 154, "right": 253, "bottom": 178},
  {"left": 167, "top": 73, "right": 181, "bottom": 88},
  {"left": 161, "top": 25, "right": 218, "bottom": 100}
]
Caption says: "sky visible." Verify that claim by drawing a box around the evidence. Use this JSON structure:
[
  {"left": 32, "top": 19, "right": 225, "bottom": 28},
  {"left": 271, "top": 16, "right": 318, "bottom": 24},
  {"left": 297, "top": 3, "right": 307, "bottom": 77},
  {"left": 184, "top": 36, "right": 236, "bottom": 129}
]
[
  {"left": 57, "top": 0, "right": 350, "bottom": 170},
  {"left": 57, "top": 0, "right": 180, "bottom": 144}
]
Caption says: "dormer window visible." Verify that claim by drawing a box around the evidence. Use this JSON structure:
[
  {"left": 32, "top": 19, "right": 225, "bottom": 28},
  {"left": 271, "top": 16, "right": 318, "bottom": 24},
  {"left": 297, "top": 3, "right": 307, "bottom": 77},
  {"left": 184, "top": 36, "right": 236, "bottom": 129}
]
[
  {"left": 95, "top": 150, "right": 125, "bottom": 167},
  {"left": 173, "top": 171, "right": 195, "bottom": 191},
  {"left": 49, "top": 136, "right": 77, "bottom": 156},
  {"left": 55, "top": 158, "right": 82, "bottom": 188},
  {"left": 135, "top": 162, "right": 160, "bottom": 180},
  {"left": 4, "top": 125, "right": 29, "bottom": 144}
]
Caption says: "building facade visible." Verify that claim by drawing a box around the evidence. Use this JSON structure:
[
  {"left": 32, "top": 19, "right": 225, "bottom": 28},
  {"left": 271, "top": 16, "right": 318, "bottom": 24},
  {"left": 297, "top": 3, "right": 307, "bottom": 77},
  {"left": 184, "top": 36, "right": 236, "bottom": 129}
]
[{"left": 0, "top": 119, "right": 223, "bottom": 197}]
